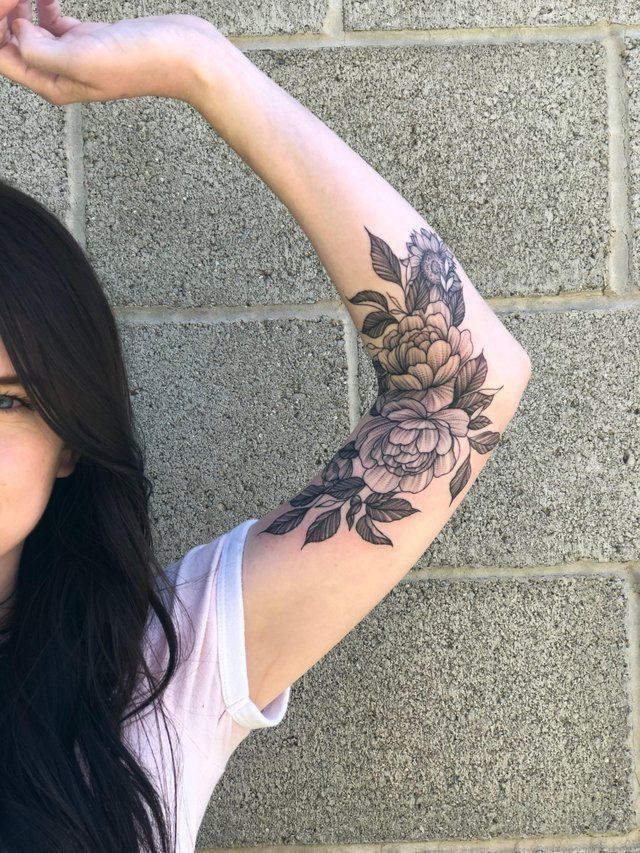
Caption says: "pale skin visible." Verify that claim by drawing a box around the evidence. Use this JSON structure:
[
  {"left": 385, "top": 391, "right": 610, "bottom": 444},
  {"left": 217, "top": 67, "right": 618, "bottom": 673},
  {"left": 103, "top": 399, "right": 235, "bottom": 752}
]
[
  {"left": 0, "top": 337, "right": 78, "bottom": 629},
  {"left": 0, "top": 2, "right": 532, "bottom": 718},
  {"left": 0, "top": 0, "right": 215, "bottom": 104}
]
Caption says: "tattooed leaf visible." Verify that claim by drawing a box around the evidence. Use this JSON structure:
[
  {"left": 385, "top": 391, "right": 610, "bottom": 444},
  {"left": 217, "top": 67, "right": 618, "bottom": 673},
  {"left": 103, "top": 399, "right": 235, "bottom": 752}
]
[
  {"left": 457, "top": 390, "right": 495, "bottom": 416},
  {"left": 364, "top": 490, "right": 398, "bottom": 505},
  {"left": 303, "top": 507, "right": 342, "bottom": 546},
  {"left": 468, "top": 414, "right": 491, "bottom": 430},
  {"left": 369, "top": 501, "right": 419, "bottom": 522},
  {"left": 457, "top": 394, "right": 485, "bottom": 416},
  {"left": 264, "top": 506, "right": 308, "bottom": 534},
  {"left": 448, "top": 286, "right": 465, "bottom": 327},
  {"left": 355, "top": 514, "right": 393, "bottom": 546},
  {"left": 322, "top": 459, "right": 341, "bottom": 482},
  {"left": 371, "top": 358, "right": 390, "bottom": 398},
  {"left": 449, "top": 454, "right": 472, "bottom": 505},
  {"left": 348, "top": 289, "right": 390, "bottom": 312},
  {"left": 369, "top": 387, "right": 405, "bottom": 417},
  {"left": 289, "top": 483, "right": 326, "bottom": 506},
  {"left": 468, "top": 431, "right": 501, "bottom": 454},
  {"left": 337, "top": 441, "right": 359, "bottom": 460},
  {"left": 326, "top": 476, "right": 366, "bottom": 500},
  {"left": 388, "top": 293, "right": 406, "bottom": 313},
  {"left": 362, "top": 310, "right": 397, "bottom": 338},
  {"left": 366, "top": 497, "right": 420, "bottom": 523},
  {"left": 365, "top": 227, "right": 403, "bottom": 286},
  {"left": 454, "top": 353, "right": 488, "bottom": 400},
  {"left": 346, "top": 495, "right": 362, "bottom": 530},
  {"left": 461, "top": 385, "right": 503, "bottom": 416}
]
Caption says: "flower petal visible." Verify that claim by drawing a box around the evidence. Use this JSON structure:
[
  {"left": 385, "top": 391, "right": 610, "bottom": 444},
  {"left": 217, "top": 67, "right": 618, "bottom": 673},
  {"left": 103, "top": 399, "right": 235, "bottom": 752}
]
[
  {"left": 435, "top": 425, "right": 453, "bottom": 455},
  {"left": 417, "top": 427, "right": 438, "bottom": 452},
  {"left": 433, "top": 446, "right": 457, "bottom": 477},
  {"left": 427, "top": 312, "right": 449, "bottom": 339},
  {"left": 423, "top": 382, "right": 455, "bottom": 412},
  {"left": 389, "top": 373, "right": 423, "bottom": 391},
  {"left": 354, "top": 419, "right": 390, "bottom": 465},
  {"left": 407, "top": 362, "right": 435, "bottom": 387},
  {"left": 382, "top": 396, "right": 428, "bottom": 420},
  {"left": 426, "top": 339, "right": 452, "bottom": 372},
  {"left": 433, "top": 353, "right": 460, "bottom": 385},
  {"left": 389, "top": 425, "right": 419, "bottom": 445},
  {"left": 458, "top": 328, "right": 473, "bottom": 362},
  {"left": 432, "top": 407, "right": 470, "bottom": 436},
  {"left": 363, "top": 465, "right": 401, "bottom": 492},
  {"left": 399, "top": 467, "right": 434, "bottom": 492},
  {"left": 397, "top": 314, "right": 424, "bottom": 334}
]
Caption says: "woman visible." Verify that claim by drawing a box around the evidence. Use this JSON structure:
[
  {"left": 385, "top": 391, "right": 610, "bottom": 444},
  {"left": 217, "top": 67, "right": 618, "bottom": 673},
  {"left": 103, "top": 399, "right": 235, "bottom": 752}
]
[{"left": 0, "top": 3, "right": 532, "bottom": 851}]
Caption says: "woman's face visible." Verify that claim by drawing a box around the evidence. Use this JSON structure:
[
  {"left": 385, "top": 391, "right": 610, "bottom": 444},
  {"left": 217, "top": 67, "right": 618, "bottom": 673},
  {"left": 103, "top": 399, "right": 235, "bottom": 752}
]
[{"left": 0, "top": 336, "right": 78, "bottom": 621}]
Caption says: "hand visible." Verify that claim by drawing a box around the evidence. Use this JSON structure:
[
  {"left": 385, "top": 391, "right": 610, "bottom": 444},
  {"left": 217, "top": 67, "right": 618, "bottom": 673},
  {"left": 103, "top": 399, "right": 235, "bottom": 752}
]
[{"left": 0, "top": 0, "right": 217, "bottom": 105}]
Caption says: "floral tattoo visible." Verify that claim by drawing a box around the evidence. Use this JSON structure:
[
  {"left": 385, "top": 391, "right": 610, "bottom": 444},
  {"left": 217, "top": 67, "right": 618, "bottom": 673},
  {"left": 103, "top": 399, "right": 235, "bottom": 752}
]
[{"left": 261, "top": 225, "right": 503, "bottom": 547}]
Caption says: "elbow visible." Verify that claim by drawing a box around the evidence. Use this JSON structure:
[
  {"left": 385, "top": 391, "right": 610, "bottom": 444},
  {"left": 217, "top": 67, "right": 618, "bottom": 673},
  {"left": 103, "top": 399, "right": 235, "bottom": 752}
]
[
  {"left": 491, "top": 345, "right": 532, "bottom": 423},
  {"left": 503, "top": 346, "right": 533, "bottom": 418},
  {"left": 518, "top": 347, "right": 533, "bottom": 388},
  {"left": 499, "top": 335, "right": 533, "bottom": 393},
  {"left": 513, "top": 346, "right": 533, "bottom": 389}
]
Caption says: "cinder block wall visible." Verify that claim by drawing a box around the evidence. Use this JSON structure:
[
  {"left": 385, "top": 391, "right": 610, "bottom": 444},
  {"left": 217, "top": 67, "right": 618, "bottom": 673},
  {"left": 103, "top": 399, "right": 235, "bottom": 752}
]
[{"left": 4, "top": 2, "right": 640, "bottom": 851}]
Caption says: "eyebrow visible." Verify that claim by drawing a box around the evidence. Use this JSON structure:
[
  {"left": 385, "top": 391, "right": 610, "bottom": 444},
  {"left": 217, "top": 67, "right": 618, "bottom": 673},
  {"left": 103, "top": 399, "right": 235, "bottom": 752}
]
[{"left": 0, "top": 375, "right": 23, "bottom": 386}]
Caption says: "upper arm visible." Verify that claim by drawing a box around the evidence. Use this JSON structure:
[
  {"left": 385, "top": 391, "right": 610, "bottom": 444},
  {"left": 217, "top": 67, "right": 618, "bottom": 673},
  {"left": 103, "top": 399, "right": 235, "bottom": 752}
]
[{"left": 242, "top": 323, "right": 531, "bottom": 713}]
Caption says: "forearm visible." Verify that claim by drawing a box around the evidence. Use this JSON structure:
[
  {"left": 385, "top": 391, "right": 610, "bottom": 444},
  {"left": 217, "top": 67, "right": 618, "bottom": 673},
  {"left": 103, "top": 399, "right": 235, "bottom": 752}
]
[{"left": 188, "top": 27, "right": 531, "bottom": 388}]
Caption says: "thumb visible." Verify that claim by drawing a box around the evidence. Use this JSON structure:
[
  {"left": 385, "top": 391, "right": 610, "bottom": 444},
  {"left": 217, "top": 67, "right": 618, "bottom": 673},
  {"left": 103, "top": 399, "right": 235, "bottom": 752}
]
[{"left": 12, "top": 19, "right": 77, "bottom": 76}]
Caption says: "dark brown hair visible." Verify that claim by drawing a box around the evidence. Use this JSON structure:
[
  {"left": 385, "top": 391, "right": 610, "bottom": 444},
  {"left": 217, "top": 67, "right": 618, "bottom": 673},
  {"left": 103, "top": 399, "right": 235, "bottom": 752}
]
[{"left": 0, "top": 176, "right": 188, "bottom": 852}]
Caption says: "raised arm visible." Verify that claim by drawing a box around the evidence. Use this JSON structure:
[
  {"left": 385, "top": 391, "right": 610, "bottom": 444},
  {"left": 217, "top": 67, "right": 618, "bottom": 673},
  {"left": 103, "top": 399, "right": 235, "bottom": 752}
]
[
  {"left": 0, "top": 0, "right": 533, "bottom": 720},
  {"left": 187, "top": 27, "right": 532, "bottom": 713},
  {"left": 188, "top": 32, "right": 529, "bottom": 384}
]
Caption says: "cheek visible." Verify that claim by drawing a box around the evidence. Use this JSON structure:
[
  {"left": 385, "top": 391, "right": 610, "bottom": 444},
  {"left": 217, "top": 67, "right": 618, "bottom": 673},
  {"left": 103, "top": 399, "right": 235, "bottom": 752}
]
[{"left": 0, "top": 432, "right": 59, "bottom": 549}]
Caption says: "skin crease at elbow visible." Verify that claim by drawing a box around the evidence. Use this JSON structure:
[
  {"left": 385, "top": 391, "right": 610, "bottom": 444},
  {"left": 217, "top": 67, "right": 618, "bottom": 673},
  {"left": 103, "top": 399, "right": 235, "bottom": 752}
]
[{"left": 0, "top": 335, "right": 79, "bottom": 629}]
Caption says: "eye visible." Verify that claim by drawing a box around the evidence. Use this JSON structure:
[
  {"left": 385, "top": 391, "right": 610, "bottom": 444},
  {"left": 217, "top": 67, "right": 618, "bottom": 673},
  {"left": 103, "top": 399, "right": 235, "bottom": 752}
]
[{"left": 0, "top": 392, "right": 31, "bottom": 414}]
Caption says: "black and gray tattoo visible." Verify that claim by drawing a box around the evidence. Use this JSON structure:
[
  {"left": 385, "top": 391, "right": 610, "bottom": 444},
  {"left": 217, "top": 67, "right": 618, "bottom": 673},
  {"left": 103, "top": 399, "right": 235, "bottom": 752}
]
[{"left": 262, "top": 225, "right": 503, "bottom": 547}]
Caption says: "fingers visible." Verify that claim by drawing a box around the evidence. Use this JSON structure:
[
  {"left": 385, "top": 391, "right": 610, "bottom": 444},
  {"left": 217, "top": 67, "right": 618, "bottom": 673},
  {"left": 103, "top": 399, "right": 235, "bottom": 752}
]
[
  {"left": 6, "top": 0, "right": 31, "bottom": 39},
  {"left": 10, "top": 19, "right": 81, "bottom": 78},
  {"left": 0, "top": 0, "right": 25, "bottom": 48},
  {"left": 0, "top": 32, "right": 97, "bottom": 105},
  {"left": 36, "top": 0, "right": 82, "bottom": 37},
  {"left": 0, "top": 0, "right": 98, "bottom": 104},
  {"left": 7, "top": 0, "right": 31, "bottom": 27},
  {"left": 0, "top": 36, "right": 58, "bottom": 101}
]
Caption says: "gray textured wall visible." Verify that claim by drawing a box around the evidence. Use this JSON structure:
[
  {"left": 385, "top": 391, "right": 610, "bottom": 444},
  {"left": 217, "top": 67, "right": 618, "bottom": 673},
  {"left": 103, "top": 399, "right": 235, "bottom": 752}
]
[{"left": 3, "top": 1, "right": 640, "bottom": 851}]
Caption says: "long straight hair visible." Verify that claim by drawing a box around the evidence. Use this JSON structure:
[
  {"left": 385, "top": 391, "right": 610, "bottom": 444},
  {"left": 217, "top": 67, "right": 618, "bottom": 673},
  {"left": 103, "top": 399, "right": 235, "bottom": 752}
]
[{"left": 0, "top": 177, "right": 193, "bottom": 852}]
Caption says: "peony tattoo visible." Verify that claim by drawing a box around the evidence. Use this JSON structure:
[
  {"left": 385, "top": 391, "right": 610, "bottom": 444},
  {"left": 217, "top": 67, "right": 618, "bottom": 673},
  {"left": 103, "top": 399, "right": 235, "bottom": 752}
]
[{"left": 262, "top": 225, "right": 503, "bottom": 547}]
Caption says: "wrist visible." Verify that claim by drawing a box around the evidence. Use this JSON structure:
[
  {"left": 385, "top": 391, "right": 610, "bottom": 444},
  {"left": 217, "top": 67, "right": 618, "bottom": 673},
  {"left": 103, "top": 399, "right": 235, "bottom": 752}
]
[{"left": 185, "top": 25, "right": 255, "bottom": 114}]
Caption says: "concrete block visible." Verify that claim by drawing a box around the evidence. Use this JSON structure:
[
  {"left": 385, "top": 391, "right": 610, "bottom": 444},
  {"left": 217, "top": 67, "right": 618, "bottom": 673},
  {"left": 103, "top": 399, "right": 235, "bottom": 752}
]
[
  {"left": 118, "top": 315, "right": 350, "bottom": 567},
  {"left": 344, "top": 0, "right": 640, "bottom": 30},
  {"left": 73, "top": 0, "right": 329, "bottom": 37},
  {"left": 83, "top": 42, "right": 608, "bottom": 306},
  {"left": 200, "top": 574, "right": 631, "bottom": 845},
  {"left": 0, "top": 80, "right": 71, "bottom": 229}
]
